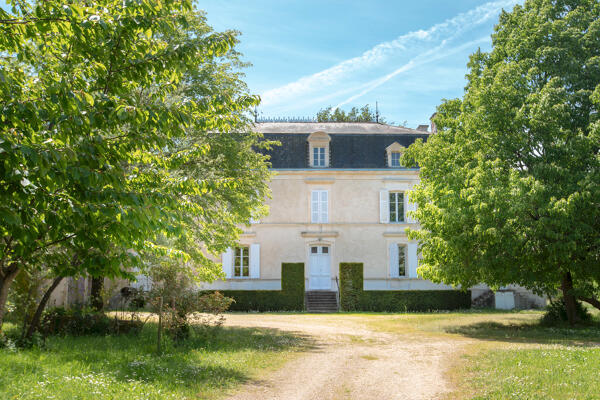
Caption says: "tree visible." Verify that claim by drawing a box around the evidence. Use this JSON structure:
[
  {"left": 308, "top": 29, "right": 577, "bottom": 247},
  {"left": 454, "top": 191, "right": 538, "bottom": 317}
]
[
  {"left": 404, "top": 0, "right": 600, "bottom": 324},
  {"left": 316, "top": 104, "right": 384, "bottom": 123},
  {"left": 0, "top": 0, "right": 270, "bottom": 333}
]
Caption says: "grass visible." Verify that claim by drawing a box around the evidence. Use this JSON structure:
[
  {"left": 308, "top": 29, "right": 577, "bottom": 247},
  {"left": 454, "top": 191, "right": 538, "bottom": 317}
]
[
  {"left": 2, "top": 310, "right": 600, "bottom": 399},
  {"left": 0, "top": 321, "right": 310, "bottom": 400},
  {"left": 291, "top": 310, "right": 600, "bottom": 399}
]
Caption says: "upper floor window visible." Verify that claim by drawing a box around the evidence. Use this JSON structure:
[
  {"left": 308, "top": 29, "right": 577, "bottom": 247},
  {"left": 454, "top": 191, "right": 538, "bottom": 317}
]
[
  {"left": 307, "top": 131, "right": 331, "bottom": 168},
  {"left": 386, "top": 142, "right": 405, "bottom": 168},
  {"left": 391, "top": 152, "right": 401, "bottom": 167},
  {"left": 389, "top": 192, "right": 404, "bottom": 223},
  {"left": 234, "top": 246, "right": 249, "bottom": 277},
  {"left": 313, "top": 147, "right": 326, "bottom": 167},
  {"left": 311, "top": 190, "right": 328, "bottom": 223}
]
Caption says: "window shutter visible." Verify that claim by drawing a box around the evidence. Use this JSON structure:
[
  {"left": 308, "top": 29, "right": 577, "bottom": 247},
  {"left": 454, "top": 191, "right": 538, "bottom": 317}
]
[
  {"left": 389, "top": 243, "right": 399, "bottom": 278},
  {"left": 380, "top": 189, "right": 390, "bottom": 223},
  {"left": 320, "top": 190, "right": 328, "bottom": 223},
  {"left": 408, "top": 242, "right": 419, "bottom": 278},
  {"left": 405, "top": 191, "right": 417, "bottom": 223},
  {"left": 249, "top": 244, "right": 260, "bottom": 279},
  {"left": 221, "top": 248, "right": 233, "bottom": 279},
  {"left": 311, "top": 191, "right": 319, "bottom": 223}
]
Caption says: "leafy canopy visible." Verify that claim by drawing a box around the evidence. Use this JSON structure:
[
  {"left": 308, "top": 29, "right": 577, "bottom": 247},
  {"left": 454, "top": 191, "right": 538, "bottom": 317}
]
[
  {"left": 404, "top": 0, "right": 600, "bottom": 305},
  {"left": 0, "top": 0, "right": 270, "bottom": 323}
]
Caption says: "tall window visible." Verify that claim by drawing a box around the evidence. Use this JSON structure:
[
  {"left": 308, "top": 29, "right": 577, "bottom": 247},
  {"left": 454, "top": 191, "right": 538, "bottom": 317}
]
[
  {"left": 389, "top": 192, "right": 404, "bottom": 222},
  {"left": 398, "top": 245, "right": 407, "bottom": 277},
  {"left": 234, "top": 246, "right": 249, "bottom": 277},
  {"left": 313, "top": 147, "right": 326, "bottom": 167},
  {"left": 391, "top": 152, "right": 401, "bottom": 167},
  {"left": 311, "top": 190, "right": 328, "bottom": 223}
]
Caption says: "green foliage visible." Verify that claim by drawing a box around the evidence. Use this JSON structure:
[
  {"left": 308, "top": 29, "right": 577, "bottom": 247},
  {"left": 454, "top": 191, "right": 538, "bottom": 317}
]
[
  {"left": 339, "top": 263, "right": 363, "bottom": 311},
  {"left": 317, "top": 104, "right": 384, "bottom": 123},
  {"left": 0, "top": 0, "right": 272, "bottom": 329},
  {"left": 339, "top": 262, "right": 470, "bottom": 311},
  {"left": 541, "top": 299, "right": 592, "bottom": 326},
  {"left": 359, "top": 290, "right": 472, "bottom": 312},
  {"left": 220, "top": 263, "right": 305, "bottom": 311},
  {"left": 403, "top": 0, "right": 600, "bottom": 310},
  {"left": 41, "top": 307, "right": 113, "bottom": 337}
]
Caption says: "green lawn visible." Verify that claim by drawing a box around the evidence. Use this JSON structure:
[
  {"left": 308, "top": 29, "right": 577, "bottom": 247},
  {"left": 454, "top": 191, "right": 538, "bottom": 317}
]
[
  {"left": 0, "top": 322, "right": 309, "bottom": 400},
  {"left": 331, "top": 310, "right": 600, "bottom": 399}
]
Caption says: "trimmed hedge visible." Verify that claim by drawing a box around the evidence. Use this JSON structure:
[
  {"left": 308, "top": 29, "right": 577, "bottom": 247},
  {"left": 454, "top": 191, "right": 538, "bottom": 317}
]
[
  {"left": 339, "top": 263, "right": 363, "bottom": 311},
  {"left": 220, "top": 263, "right": 305, "bottom": 311},
  {"left": 339, "top": 262, "right": 471, "bottom": 312}
]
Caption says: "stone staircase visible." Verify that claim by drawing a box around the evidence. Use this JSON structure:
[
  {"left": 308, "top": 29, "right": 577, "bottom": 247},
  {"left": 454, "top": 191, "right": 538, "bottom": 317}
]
[{"left": 305, "top": 291, "right": 338, "bottom": 313}]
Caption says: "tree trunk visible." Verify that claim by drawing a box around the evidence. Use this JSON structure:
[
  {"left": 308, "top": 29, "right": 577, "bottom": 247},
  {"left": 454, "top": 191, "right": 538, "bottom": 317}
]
[
  {"left": 561, "top": 271, "right": 580, "bottom": 326},
  {"left": 24, "top": 276, "right": 64, "bottom": 340},
  {"left": 90, "top": 277, "right": 104, "bottom": 311},
  {"left": 0, "top": 266, "right": 20, "bottom": 334}
]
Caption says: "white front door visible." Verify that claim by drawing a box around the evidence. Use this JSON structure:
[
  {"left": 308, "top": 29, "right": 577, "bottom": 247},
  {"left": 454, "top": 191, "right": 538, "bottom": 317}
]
[{"left": 309, "top": 246, "right": 331, "bottom": 290}]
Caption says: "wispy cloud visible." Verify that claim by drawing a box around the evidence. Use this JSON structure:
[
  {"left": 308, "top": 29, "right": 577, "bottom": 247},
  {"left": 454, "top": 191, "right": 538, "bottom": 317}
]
[
  {"left": 260, "top": 0, "right": 518, "bottom": 109},
  {"left": 334, "top": 36, "right": 491, "bottom": 108}
]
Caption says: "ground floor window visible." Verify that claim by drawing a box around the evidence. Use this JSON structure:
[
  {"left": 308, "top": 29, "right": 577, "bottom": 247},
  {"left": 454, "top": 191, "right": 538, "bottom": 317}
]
[
  {"left": 398, "top": 244, "right": 407, "bottom": 277},
  {"left": 234, "top": 246, "right": 250, "bottom": 277}
]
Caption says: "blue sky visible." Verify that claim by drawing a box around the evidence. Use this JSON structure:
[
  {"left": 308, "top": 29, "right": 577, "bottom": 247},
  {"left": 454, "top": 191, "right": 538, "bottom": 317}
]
[
  {"left": 0, "top": 0, "right": 522, "bottom": 128},
  {"left": 200, "top": 0, "right": 522, "bottom": 127}
]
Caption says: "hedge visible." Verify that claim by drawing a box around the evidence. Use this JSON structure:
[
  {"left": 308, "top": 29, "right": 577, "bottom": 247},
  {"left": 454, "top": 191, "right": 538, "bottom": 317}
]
[
  {"left": 220, "top": 263, "right": 305, "bottom": 311},
  {"left": 339, "top": 262, "right": 471, "bottom": 312}
]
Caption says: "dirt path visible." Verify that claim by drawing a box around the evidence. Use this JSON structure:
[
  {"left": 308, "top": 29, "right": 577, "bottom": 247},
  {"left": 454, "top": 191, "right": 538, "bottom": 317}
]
[{"left": 224, "top": 314, "right": 467, "bottom": 400}]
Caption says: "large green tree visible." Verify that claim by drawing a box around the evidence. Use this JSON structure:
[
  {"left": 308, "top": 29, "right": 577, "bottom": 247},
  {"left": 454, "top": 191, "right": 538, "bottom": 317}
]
[
  {"left": 404, "top": 0, "right": 600, "bottom": 324},
  {"left": 0, "top": 0, "right": 270, "bottom": 332}
]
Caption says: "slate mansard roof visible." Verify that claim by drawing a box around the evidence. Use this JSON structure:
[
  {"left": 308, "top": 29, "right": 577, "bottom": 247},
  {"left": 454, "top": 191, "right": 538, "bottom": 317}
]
[{"left": 254, "top": 122, "right": 430, "bottom": 169}]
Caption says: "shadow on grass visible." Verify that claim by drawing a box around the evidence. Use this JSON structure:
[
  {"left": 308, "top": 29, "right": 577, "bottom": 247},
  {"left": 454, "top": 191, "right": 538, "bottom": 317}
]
[
  {"left": 445, "top": 320, "right": 600, "bottom": 345},
  {"left": 2, "top": 324, "right": 314, "bottom": 396}
]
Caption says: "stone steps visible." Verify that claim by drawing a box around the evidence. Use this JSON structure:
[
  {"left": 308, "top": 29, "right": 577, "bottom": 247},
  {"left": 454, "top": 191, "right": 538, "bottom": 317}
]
[{"left": 306, "top": 291, "right": 338, "bottom": 313}]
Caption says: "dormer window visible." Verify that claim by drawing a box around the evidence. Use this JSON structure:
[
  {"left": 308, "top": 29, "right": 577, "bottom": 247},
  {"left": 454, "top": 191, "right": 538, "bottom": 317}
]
[
  {"left": 391, "top": 152, "right": 401, "bottom": 167},
  {"left": 386, "top": 142, "right": 405, "bottom": 168},
  {"left": 307, "top": 131, "right": 331, "bottom": 168},
  {"left": 313, "top": 147, "right": 326, "bottom": 167}
]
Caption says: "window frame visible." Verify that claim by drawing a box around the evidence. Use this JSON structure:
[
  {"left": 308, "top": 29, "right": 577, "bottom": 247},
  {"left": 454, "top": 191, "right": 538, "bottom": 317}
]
[
  {"left": 311, "top": 189, "right": 329, "bottom": 223},
  {"left": 389, "top": 191, "right": 405, "bottom": 223},
  {"left": 397, "top": 244, "right": 407, "bottom": 277},
  {"left": 233, "top": 246, "right": 250, "bottom": 278},
  {"left": 390, "top": 151, "right": 402, "bottom": 167},
  {"left": 312, "top": 146, "right": 326, "bottom": 167}
]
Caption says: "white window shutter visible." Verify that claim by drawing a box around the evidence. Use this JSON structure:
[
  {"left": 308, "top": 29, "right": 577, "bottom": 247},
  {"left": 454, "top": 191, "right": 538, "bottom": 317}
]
[
  {"left": 311, "top": 190, "right": 319, "bottom": 223},
  {"left": 320, "top": 190, "right": 328, "bottom": 223},
  {"left": 405, "top": 191, "right": 417, "bottom": 223},
  {"left": 222, "top": 248, "right": 233, "bottom": 279},
  {"left": 389, "top": 243, "right": 399, "bottom": 278},
  {"left": 408, "top": 242, "right": 419, "bottom": 278},
  {"left": 380, "top": 189, "right": 390, "bottom": 223},
  {"left": 249, "top": 244, "right": 260, "bottom": 279}
]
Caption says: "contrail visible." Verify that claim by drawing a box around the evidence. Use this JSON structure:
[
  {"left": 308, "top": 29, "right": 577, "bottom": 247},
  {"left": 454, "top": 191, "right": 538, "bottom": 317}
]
[
  {"left": 260, "top": 0, "right": 518, "bottom": 108},
  {"left": 335, "top": 36, "right": 491, "bottom": 109}
]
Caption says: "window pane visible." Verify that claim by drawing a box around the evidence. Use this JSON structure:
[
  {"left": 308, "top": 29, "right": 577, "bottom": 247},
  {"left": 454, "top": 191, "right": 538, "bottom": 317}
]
[
  {"left": 398, "top": 245, "right": 406, "bottom": 276},
  {"left": 322, "top": 247, "right": 328, "bottom": 254},
  {"left": 311, "top": 247, "right": 318, "bottom": 254},
  {"left": 391, "top": 152, "right": 401, "bottom": 167},
  {"left": 398, "top": 193, "right": 404, "bottom": 222}
]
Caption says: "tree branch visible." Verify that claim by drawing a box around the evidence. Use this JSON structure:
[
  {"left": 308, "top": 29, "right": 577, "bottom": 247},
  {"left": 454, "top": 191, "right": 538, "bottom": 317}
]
[{"left": 578, "top": 296, "right": 600, "bottom": 311}]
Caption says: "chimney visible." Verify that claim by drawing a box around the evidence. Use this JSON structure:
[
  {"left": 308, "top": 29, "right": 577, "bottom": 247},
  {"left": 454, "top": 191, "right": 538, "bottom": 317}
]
[
  {"left": 416, "top": 124, "right": 429, "bottom": 132},
  {"left": 430, "top": 112, "right": 437, "bottom": 133}
]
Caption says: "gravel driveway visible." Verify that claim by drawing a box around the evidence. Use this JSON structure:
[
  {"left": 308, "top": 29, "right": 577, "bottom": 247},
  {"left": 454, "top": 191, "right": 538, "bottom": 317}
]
[{"left": 224, "top": 314, "right": 466, "bottom": 400}]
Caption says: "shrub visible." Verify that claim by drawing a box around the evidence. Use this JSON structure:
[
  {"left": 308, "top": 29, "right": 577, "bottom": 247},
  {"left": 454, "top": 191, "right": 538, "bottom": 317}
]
[
  {"left": 41, "top": 307, "right": 112, "bottom": 336},
  {"left": 541, "top": 299, "right": 592, "bottom": 326},
  {"left": 339, "top": 263, "right": 363, "bottom": 311},
  {"left": 220, "top": 263, "right": 305, "bottom": 311},
  {"left": 339, "top": 262, "right": 471, "bottom": 312}
]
